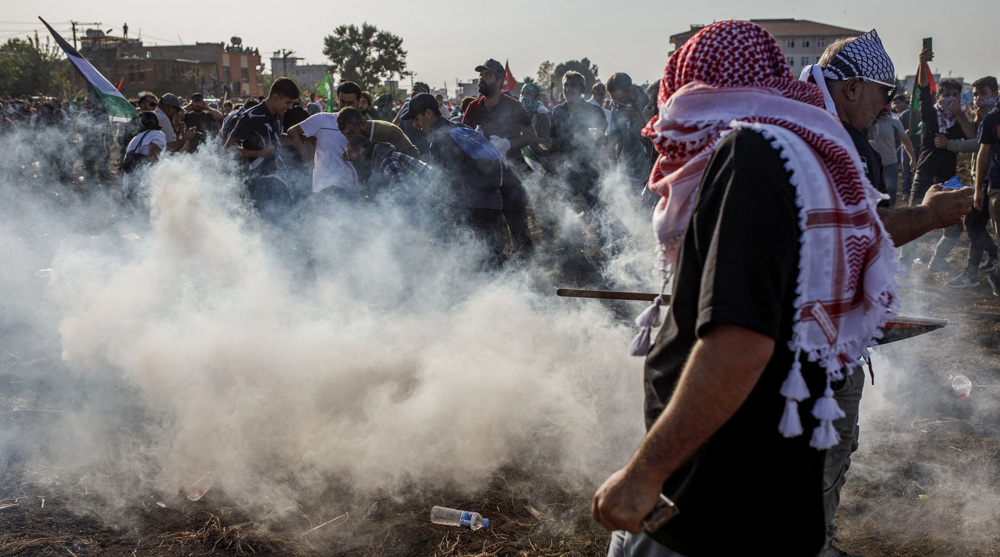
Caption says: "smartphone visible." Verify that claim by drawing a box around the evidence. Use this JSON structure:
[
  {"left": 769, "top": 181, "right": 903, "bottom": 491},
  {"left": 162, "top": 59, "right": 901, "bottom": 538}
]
[
  {"left": 923, "top": 37, "right": 933, "bottom": 53},
  {"left": 940, "top": 176, "right": 964, "bottom": 189}
]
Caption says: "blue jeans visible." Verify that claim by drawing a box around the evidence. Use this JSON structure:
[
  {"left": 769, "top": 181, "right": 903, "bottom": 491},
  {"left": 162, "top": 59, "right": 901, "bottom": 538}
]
[
  {"left": 882, "top": 163, "right": 899, "bottom": 207},
  {"left": 607, "top": 531, "right": 687, "bottom": 557}
]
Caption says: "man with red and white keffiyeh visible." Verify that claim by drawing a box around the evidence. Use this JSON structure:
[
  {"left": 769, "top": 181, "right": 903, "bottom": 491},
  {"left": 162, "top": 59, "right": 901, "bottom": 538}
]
[{"left": 593, "top": 20, "right": 900, "bottom": 556}]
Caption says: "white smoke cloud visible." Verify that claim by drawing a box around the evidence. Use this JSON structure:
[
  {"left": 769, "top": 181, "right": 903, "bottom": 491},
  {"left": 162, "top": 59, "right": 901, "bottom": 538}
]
[{"left": 5, "top": 147, "right": 650, "bottom": 516}]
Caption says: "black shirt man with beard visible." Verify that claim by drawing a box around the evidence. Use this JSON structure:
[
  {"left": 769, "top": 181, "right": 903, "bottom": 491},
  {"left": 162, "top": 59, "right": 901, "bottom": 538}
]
[{"left": 183, "top": 93, "right": 224, "bottom": 151}]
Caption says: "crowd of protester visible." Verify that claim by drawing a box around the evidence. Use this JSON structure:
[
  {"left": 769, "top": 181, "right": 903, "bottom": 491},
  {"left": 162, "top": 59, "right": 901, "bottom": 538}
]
[
  {"left": 877, "top": 70, "right": 1000, "bottom": 293},
  {"left": 2, "top": 48, "right": 998, "bottom": 277},
  {"left": 3, "top": 32, "right": 1000, "bottom": 557},
  {"left": 0, "top": 59, "right": 664, "bottom": 267}
]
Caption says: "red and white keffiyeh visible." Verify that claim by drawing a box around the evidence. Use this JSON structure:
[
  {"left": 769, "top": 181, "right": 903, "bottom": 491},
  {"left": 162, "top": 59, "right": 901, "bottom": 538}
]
[{"left": 631, "top": 21, "right": 898, "bottom": 449}]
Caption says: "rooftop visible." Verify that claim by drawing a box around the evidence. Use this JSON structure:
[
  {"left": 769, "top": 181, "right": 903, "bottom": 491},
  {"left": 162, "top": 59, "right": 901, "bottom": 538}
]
[{"left": 670, "top": 19, "right": 864, "bottom": 48}]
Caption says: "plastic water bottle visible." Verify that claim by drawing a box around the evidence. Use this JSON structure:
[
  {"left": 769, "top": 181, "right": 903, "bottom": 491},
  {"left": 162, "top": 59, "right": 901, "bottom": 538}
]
[
  {"left": 430, "top": 506, "right": 489, "bottom": 530},
  {"left": 186, "top": 473, "right": 214, "bottom": 501},
  {"left": 952, "top": 375, "right": 972, "bottom": 399}
]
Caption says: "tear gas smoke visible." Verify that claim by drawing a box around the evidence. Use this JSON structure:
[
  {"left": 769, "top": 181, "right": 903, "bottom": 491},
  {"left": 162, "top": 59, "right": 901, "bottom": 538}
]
[
  {"left": 842, "top": 283, "right": 1000, "bottom": 552},
  {"left": 1, "top": 142, "right": 653, "bottom": 523}
]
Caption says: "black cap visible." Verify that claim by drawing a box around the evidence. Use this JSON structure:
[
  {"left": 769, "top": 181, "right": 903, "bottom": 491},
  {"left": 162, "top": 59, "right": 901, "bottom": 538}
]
[
  {"left": 399, "top": 93, "right": 439, "bottom": 120},
  {"left": 474, "top": 58, "right": 505, "bottom": 78},
  {"left": 191, "top": 93, "right": 204, "bottom": 101}
]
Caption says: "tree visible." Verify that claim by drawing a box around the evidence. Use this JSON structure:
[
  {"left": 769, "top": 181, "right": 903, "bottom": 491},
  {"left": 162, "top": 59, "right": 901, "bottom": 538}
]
[
  {"left": 553, "top": 58, "right": 600, "bottom": 93},
  {"left": 322, "top": 23, "right": 407, "bottom": 91},
  {"left": 536, "top": 60, "right": 554, "bottom": 94},
  {"left": 0, "top": 34, "right": 70, "bottom": 97}
]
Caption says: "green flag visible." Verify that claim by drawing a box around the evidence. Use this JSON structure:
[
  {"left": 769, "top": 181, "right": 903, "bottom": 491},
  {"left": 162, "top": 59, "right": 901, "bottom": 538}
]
[{"left": 316, "top": 73, "right": 334, "bottom": 111}]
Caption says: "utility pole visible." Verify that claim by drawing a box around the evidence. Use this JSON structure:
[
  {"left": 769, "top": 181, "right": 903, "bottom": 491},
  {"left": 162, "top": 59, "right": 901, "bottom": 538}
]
[
  {"left": 279, "top": 49, "right": 295, "bottom": 77},
  {"left": 70, "top": 21, "right": 102, "bottom": 50}
]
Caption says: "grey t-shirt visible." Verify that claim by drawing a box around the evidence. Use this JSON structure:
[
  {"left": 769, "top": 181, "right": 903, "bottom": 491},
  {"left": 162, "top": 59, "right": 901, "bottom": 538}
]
[{"left": 868, "top": 114, "right": 905, "bottom": 165}]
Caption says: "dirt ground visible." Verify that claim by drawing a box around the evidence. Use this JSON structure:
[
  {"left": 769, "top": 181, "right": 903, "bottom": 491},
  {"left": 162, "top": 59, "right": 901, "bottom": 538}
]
[{"left": 2, "top": 232, "right": 998, "bottom": 557}]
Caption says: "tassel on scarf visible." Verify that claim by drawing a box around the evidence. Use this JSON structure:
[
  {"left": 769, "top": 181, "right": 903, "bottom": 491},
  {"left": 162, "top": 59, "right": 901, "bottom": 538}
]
[
  {"left": 809, "top": 386, "right": 847, "bottom": 449},
  {"left": 779, "top": 399, "right": 804, "bottom": 437},
  {"left": 778, "top": 353, "right": 810, "bottom": 438},
  {"left": 629, "top": 296, "right": 663, "bottom": 356}
]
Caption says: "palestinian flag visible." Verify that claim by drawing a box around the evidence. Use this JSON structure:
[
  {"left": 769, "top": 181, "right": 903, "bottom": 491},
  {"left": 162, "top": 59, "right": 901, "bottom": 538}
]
[
  {"left": 316, "top": 73, "right": 334, "bottom": 111},
  {"left": 39, "top": 17, "right": 137, "bottom": 120}
]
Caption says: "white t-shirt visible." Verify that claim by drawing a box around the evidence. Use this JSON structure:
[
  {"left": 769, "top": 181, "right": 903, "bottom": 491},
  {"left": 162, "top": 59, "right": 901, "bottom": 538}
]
[
  {"left": 155, "top": 107, "right": 176, "bottom": 142},
  {"left": 297, "top": 113, "right": 359, "bottom": 193},
  {"left": 126, "top": 129, "right": 167, "bottom": 158},
  {"left": 122, "top": 129, "right": 167, "bottom": 195}
]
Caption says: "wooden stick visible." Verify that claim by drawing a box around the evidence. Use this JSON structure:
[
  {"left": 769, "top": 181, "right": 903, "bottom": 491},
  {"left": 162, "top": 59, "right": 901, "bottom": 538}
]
[
  {"left": 556, "top": 288, "right": 948, "bottom": 345},
  {"left": 555, "top": 288, "right": 664, "bottom": 303}
]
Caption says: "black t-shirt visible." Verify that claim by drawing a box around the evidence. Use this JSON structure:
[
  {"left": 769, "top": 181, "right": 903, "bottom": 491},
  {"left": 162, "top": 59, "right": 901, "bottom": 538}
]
[
  {"left": 844, "top": 121, "right": 885, "bottom": 196},
  {"left": 183, "top": 111, "right": 218, "bottom": 151},
  {"left": 898, "top": 108, "right": 920, "bottom": 142},
  {"left": 229, "top": 102, "right": 284, "bottom": 181},
  {"left": 644, "top": 128, "right": 826, "bottom": 556},
  {"left": 550, "top": 101, "right": 607, "bottom": 176},
  {"left": 979, "top": 108, "right": 1000, "bottom": 190}
]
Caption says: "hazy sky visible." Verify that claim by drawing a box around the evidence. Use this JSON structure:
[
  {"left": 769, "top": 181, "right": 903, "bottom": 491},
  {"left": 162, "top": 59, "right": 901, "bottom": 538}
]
[{"left": 4, "top": 0, "right": 994, "bottom": 94}]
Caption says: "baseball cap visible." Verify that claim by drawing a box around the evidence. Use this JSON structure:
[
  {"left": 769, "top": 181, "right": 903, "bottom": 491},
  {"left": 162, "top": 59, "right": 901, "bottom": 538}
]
[
  {"left": 191, "top": 93, "right": 204, "bottom": 101},
  {"left": 399, "top": 93, "right": 438, "bottom": 120},
  {"left": 475, "top": 58, "right": 505, "bottom": 78},
  {"left": 159, "top": 93, "right": 181, "bottom": 108}
]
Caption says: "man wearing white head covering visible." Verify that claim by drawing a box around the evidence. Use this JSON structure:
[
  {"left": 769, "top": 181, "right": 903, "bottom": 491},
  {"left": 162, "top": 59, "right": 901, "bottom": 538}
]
[{"left": 803, "top": 31, "right": 973, "bottom": 557}]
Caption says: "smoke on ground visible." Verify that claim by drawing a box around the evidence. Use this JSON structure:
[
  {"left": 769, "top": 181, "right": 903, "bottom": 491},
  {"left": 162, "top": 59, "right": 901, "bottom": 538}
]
[{"left": 1, "top": 143, "right": 652, "bottom": 522}]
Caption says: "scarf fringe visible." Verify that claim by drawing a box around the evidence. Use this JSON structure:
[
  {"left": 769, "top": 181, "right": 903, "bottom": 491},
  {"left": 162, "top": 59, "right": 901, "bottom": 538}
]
[
  {"left": 747, "top": 122, "right": 897, "bottom": 448},
  {"left": 629, "top": 295, "right": 665, "bottom": 357}
]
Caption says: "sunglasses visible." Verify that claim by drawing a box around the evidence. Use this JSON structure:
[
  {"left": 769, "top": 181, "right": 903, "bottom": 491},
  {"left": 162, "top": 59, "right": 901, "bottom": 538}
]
[{"left": 859, "top": 77, "right": 897, "bottom": 104}]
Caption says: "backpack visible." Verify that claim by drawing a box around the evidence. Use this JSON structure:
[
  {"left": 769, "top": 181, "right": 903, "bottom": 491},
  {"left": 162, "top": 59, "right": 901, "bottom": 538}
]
[
  {"left": 119, "top": 130, "right": 152, "bottom": 173},
  {"left": 448, "top": 126, "right": 504, "bottom": 190}
]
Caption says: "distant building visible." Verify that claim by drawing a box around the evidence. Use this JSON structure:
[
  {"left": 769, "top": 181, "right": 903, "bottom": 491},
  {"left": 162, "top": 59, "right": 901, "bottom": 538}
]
[
  {"left": 269, "top": 53, "right": 329, "bottom": 92},
  {"left": 74, "top": 28, "right": 263, "bottom": 99},
  {"left": 455, "top": 81, "right": 478, "bottom": 99},
  {"left": 670, "top": 19, "right": 864, "bottom": 77}
]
